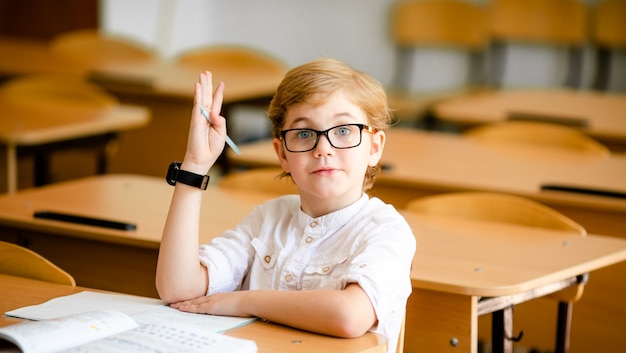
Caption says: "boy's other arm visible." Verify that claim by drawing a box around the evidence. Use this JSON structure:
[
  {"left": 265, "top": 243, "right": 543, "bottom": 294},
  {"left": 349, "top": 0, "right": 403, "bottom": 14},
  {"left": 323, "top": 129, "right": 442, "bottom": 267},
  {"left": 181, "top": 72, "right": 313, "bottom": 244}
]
[{"left": 170, "top": 283, "right": 377, "bottom": 338}]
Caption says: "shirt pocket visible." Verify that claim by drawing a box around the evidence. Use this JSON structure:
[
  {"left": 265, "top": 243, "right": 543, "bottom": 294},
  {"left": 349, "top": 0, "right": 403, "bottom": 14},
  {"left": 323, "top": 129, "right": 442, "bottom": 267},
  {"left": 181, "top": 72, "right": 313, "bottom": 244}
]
[
  {"left": 249, "top": 238, "right": 280, "bottom": 289},
  {"left": 251, "top": 237, "right": 278, "bottom": 269},
  {"left": 301, "top": 256, "right": 349, "bottom": 291}
]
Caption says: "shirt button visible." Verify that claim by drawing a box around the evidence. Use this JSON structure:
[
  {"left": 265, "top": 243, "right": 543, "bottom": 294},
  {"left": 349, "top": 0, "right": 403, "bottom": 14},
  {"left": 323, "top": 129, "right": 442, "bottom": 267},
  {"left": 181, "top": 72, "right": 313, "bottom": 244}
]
[
  {"left": 310, "top": 221, "right": 318, "bottom": 228},
  {"left": 285, "top": 274, "right": 293, "bottom": 282},
  {"left": 323, "top": 266, "right": 330, "bottom": 273},
  {"left": 305, "top": 236, "right": 313, "bottom": 243},
  {"left": 264, "top": 255, "right": 271, "bottom": 263},
  {"left": 359, "top": 263, "right": 367, "bottom": 268}
]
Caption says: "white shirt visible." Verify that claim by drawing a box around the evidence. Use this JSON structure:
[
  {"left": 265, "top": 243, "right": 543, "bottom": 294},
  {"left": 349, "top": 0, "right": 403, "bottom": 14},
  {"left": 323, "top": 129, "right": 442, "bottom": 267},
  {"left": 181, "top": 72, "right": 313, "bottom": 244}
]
[{"left": 199, "top": 193, "right": 416, "bottom": 353}]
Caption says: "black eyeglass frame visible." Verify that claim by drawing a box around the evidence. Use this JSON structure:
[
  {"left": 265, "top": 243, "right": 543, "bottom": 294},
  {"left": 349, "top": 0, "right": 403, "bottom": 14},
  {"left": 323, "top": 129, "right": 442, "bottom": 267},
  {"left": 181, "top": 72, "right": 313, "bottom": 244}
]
[{"left": 279, "top": 123, "right": 375, "bottom": 153}]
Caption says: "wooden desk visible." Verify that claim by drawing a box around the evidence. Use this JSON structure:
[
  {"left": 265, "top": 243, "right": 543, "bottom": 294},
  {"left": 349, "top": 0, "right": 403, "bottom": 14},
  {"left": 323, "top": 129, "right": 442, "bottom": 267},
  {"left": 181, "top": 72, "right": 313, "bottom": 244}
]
[
  {"left": 227, "top": 129, "right": 626, "bottom": 238},
  {"left": 431, "top": 89, "right": 626, "bottom": 152},
  {"left": 0, "top": 274, "right": 387, "bottom": 353},
  {"left": 401, "top": 212, "right": 626, "bottom": 353},
  {"left": 0, "top": 174, "right": 276, "bottom": 297},
  {"left": 0, "top": 102, "right": 150, "bottom": 194},
  {"left": 87, "top": 58, "right": 286, "bottom": 175}
]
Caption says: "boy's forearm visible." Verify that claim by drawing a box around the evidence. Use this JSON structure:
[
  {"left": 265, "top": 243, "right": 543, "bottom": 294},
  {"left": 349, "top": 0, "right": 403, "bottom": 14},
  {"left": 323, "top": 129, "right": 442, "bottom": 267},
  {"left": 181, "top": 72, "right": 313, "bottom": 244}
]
[
  {"left": 243, "top": 284, "right": 376, "bottom": 338},
  {"left": 156, "top": 184, "right": 208, "bottom": 301}
]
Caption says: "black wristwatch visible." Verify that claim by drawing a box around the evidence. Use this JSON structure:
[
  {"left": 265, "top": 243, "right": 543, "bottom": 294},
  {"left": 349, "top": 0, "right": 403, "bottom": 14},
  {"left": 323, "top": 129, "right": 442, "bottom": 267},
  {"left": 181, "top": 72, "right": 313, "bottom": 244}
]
[{"left": 166, "top": 162, "right": 210, "bottom": 190}]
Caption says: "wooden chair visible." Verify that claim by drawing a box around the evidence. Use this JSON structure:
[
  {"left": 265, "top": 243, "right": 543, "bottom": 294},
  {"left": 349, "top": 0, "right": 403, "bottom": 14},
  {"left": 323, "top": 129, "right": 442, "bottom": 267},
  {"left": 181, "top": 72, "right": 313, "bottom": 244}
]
[
  {"left": 464, "top": 121, "right": 610, "bottom": 157},
  {"left": 0, "top": 241, "right": 75, "bottom": 286},
  {"left": 486, "top": 0, "right": 588, "bottom": 88},
  {"left": 404, "top": 192, "right": 587, "bottom": 353},
  {"left": 591, "top": 0, "right": 626, "bottom": 91},
  {"left": 218, "top": 168, "right": 299, "bottom": 196},
  {"left": 49, "top": 29, "right": 156, "bottom": 68},
  {"left": 387, "top": 0, "right": 489, "bottom": 125},
  {"left": 0, "top": 74, "right": 121, "bottom": 187}
]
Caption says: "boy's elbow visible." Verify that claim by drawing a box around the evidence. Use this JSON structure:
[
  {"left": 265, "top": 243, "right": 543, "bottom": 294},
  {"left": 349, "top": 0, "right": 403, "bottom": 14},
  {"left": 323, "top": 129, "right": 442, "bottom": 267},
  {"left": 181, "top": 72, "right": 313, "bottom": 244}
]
[
  {"left": 330, "top": 307, "right": 375, "bottom": 338},
  {"left": 155, "top": 282, "right": 179, "bottom": 303},
  {"left": 155, "top": 280, "right": 202, "bottom": 304}
]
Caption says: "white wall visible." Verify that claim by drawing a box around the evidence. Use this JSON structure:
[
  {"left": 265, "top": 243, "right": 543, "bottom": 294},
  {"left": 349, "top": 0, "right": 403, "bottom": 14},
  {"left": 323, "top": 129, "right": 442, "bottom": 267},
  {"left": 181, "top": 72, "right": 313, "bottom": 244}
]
[{"left": 100, "top": 0, "right": 398, "bottom": 86}]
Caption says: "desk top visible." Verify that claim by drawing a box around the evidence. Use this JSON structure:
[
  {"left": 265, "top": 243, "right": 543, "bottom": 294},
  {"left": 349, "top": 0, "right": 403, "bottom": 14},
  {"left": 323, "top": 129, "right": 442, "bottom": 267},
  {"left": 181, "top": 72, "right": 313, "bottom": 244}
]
[
  {"left": 404, "top": 212, "right": 626, "bottom": 296},
  {"left": 1, "top": 174, "right": 625, "bottom": 298},
  {"left": 0, "top": 104, "right": 150, "bottom": 146},
  {"left": 432, "top": 89, "right": 626, "bottom": 142},
  {"left": 0, "top": 274, "right": 387, "bottom": 353},
  {"left": 0, "top": 174, "right": 275, "bottom": 249},
  {"left": 228, "top": 129, "right": 626, "bottom": 212}
]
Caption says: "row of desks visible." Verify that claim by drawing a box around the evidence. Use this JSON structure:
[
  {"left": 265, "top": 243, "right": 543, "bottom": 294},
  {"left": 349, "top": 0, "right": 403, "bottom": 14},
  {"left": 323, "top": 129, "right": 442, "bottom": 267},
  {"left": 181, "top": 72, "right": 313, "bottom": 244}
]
[
  {"left": 0, "top": 35, "right": 286, "bottom": 192},
  {"left": 228, "top": 128, "right": 626, "bottom": 237},
  {"left": 0, "top": 174, "right": 626, "bottom": 352}
]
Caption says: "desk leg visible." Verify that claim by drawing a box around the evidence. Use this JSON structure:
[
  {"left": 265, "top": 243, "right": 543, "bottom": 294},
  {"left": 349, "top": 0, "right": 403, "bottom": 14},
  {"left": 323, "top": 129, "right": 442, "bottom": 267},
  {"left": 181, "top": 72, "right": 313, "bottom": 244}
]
[
  {"left": 405, "top": 288, "right": 478, "bottom": 353},
  {"left": 7, "top": 144, "right": 17, "bottom": 194}
]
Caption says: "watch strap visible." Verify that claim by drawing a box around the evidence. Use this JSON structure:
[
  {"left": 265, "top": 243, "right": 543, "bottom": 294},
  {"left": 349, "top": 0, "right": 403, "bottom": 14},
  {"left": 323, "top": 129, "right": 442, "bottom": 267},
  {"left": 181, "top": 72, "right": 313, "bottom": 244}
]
[{"left": 166, "top": 162, "right": 210, "bottom": 190}]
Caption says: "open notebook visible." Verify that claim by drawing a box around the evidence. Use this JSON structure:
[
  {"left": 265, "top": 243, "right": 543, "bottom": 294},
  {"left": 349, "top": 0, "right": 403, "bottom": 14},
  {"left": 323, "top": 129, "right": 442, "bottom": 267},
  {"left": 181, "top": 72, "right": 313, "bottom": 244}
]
[{"left": 1, "top": 291, "right": 257, "bottom": 353}]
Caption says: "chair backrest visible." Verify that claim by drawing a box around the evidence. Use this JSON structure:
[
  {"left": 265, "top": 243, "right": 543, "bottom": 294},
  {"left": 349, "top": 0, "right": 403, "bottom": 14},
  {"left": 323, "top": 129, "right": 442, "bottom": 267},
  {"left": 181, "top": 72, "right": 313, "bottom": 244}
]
[
  {"left": 404, "top": 191, "right": 587, "bottom": 235},
  {"left": 487, "top": 0, "right": 588, "bottom": 88},
  {"left": 0, "top": 241, "right": 76, "bottom": 286},
  {"left": 464, "top": 121, "right": 610, "bottom": 157},
  {"left": 174, "top": 45, "right": 287, "bottom": 77},
  {"left": 489, "top": 0, "right": 587, "bottom": 45},
  {"left": 218, "top": 168, "right": 300, "bottom": 196},
  {"left": 49, "top": 29, "right": 156, "bottom": 67},
  {"left": 591, "top": 0, "right": 626, "bottom": 92},
  {"left": 593, "top": 0, "right": 626, "bottom": 49},
  {"left": 391, "top": 0, "right": 487, "bottom": 50},
  {"left": 389, "top": 0, "right": 488, "bottom": 94}
]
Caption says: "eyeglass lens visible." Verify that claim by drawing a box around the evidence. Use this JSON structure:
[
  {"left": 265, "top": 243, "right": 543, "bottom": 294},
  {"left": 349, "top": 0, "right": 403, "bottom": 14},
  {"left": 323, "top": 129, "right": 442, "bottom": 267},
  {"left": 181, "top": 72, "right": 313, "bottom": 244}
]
[{"left": 283, "top": 124, "right": 366, "bottom": 152}]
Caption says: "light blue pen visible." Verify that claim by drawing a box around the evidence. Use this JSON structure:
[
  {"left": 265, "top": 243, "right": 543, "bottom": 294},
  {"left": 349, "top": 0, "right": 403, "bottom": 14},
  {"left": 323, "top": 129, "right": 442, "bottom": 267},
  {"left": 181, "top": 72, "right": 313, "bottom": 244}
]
[{"left": 200, "top": 107, "right": 241, "bottom": 155}]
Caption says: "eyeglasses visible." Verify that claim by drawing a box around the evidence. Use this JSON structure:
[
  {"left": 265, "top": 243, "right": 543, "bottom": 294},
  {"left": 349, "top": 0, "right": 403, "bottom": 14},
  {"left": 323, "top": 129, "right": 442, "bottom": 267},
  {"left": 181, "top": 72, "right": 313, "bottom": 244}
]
[{"left": 280, "top": 124, "right": 375, "bottom": 153}]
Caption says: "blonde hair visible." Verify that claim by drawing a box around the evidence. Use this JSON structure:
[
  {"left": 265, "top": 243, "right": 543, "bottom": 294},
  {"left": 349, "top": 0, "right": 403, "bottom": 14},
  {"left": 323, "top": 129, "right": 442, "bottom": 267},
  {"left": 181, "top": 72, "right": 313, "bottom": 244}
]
[{"left": 268, "top": 58, "right": 392, "bottom": 191}]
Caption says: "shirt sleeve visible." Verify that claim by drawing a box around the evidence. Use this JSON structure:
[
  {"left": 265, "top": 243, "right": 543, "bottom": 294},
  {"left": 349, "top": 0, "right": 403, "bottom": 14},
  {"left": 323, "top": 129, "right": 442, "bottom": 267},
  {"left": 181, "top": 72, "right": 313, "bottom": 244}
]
[
  {"left": 198, "top": 207, "right": 261, "bottom": 294},
  {"left": 344, "top": 205, "right": 416, "bottom": 326}
]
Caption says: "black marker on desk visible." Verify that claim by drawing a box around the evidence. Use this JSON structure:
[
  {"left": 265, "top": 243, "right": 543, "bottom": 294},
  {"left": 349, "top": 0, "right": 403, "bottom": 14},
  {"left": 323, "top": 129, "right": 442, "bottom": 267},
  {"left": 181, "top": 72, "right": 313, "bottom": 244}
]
[
  {"left": 540, "top": 184, "right": 626, "bottom": 200},
  {"left": 33, "top": 211, "right": 137, "bottom": 231}
]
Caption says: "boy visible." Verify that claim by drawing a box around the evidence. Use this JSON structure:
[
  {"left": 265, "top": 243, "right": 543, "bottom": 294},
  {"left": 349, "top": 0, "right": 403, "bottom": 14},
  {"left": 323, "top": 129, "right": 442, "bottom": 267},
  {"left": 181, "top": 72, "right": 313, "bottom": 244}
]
[{"left": 156, "top": 58, "right": 415, "bottom": 353}]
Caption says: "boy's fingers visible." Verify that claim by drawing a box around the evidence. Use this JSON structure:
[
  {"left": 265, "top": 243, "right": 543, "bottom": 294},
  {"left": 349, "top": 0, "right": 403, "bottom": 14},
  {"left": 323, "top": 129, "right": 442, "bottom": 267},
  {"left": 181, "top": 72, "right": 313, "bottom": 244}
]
[
  {"left": 210, "top": 81, "right": 225, "bottom": 119},
  {"left": 201, "top": 71, "right": 214, "bottom": 109}
]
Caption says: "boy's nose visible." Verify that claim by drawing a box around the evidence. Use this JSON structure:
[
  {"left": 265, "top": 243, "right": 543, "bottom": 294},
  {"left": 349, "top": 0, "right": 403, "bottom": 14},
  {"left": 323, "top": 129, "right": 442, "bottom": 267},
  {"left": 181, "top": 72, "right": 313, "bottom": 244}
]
[{"left": 314, "top": 134, "right": 335, "bottom": 156}]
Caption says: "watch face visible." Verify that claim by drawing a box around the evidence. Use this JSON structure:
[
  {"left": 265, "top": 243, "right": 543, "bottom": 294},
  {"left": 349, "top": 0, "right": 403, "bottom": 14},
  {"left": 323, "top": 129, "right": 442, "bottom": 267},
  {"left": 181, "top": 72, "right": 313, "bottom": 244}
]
[{"left": 166, "top": 162, "right": 181, "bottom": 186}]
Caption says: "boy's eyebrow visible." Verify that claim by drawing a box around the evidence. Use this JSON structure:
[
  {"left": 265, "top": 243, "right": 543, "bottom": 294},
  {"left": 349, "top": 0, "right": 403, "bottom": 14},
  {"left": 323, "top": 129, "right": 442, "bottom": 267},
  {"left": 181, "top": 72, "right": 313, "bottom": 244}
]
[{"left": 287, "top": 112, "right": 360, "bottom": 127}]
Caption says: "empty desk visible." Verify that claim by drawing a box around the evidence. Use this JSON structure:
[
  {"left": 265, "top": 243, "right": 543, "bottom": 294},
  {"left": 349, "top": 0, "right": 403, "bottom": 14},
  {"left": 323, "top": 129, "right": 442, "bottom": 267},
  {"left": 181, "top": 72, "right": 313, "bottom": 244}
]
[{"left": 432, "top": 89, "right": 626, "bottom": 152}]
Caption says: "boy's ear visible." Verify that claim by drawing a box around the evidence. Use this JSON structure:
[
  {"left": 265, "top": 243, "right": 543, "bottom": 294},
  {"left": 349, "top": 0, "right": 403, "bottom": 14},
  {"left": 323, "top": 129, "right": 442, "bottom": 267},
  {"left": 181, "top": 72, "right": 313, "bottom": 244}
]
[
  {"left": 273, "top": 138, "right": 290, "bottom": 172},
  {"left": 368, "top": 130, "right": 385, "bottom": 166}
]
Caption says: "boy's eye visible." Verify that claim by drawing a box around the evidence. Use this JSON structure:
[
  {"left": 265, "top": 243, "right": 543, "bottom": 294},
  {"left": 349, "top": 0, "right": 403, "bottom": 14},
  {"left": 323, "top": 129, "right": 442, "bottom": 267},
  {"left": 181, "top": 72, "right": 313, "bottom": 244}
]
[
  {"left": 295, "top": 130, "right": 314, "bottom": 139},
  {"left": 335, "top": 126, "right": 352, "bottom": 136}
]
